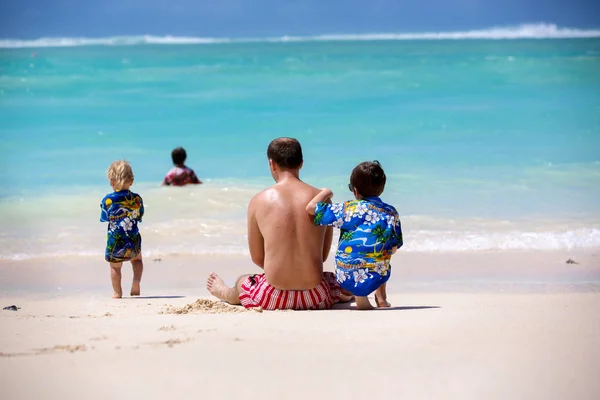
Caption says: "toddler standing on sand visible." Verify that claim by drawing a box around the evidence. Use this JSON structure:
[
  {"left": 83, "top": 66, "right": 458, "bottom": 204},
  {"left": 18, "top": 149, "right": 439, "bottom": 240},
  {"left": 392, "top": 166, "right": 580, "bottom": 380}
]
[
  {"left": 307, "top": 161, "right": 403, "bottom": 310},
  {"left": 100, "top": 160, "right": 145, "bottom": 298}
]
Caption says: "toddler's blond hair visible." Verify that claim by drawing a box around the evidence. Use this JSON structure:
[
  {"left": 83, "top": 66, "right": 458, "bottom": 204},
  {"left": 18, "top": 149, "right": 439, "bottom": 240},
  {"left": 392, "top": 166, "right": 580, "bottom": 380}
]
[{"left": 107, "top": 160, "right": 134, "bottom": 191}]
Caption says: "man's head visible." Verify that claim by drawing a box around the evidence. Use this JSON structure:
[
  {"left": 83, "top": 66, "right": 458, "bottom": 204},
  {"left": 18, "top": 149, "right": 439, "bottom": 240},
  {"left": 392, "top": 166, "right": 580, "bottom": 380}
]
[
  {"left": 267, "top": 137, "right": 303, "bottom": 180},
  {"left": 349, "top": 160, "right": 386, "bottom": 198},
  {"left": 172, "top": 147, "right": 187, "bottom": 166},
  {"left": 107, "top": 160, "right": 134, "bottom": 191}
]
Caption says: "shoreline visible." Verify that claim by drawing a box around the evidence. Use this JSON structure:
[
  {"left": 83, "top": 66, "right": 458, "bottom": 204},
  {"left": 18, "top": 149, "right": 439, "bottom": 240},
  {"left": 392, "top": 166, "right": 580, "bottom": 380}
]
[{"left": 1, "top": 249, "right": 599, "bottom": 296}]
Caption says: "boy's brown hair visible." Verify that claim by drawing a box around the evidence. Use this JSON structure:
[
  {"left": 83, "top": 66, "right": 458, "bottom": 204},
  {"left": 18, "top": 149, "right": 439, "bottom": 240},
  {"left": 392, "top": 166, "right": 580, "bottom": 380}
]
[
  {"left": 171, "top": 147, "right": 187, "bottom": 166},
  {"left": 107, "top": 160, "right": 134, "bottom": 191},
  {"left": 350, "top": 160, "right": 386, "bottom": 197},
  {"left": 267, "top": 137, "right": 303, "bottom": 169}
]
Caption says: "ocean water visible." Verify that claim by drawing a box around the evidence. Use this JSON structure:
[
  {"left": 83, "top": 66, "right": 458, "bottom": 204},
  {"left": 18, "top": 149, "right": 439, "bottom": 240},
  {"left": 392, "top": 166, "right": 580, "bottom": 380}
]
[{"left": 1, "top": 28, "right": 600, "bottom": 259}]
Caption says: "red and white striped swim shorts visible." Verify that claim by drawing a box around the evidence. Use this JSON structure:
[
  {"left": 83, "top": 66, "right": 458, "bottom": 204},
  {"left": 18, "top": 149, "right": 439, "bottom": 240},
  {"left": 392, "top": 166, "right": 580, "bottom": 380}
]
[{"left": 239, "top": 272, "right": 341, "bottom": 310}]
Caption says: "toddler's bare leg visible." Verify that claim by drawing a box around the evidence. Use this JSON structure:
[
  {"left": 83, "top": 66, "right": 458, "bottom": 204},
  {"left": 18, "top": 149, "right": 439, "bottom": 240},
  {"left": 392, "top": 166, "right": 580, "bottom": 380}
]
[
  {"left": 110, "top": 263, "right": 123, "bottom": 298},
  {"left": 355, "top": 296, "right": 374, "bottom": 310},
  {"left": 130, "top": 254, "right": 143, "bottom": 296},
  {"left": 374, "top": 283, "right": 391, "bottom": 308}
]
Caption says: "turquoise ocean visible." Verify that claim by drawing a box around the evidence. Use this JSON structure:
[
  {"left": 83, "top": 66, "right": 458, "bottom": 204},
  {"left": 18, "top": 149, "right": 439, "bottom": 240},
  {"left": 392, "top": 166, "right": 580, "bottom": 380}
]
[{"left": 1, "top": 25, "right": 600, "bottom": 259}]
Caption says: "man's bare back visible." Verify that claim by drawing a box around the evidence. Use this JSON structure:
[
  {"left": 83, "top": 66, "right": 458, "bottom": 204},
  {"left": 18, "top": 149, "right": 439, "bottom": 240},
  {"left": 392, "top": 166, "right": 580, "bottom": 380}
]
[
  {"left": 248, "top": 177, "right": 333, "bottom": 290},
  {"left": 207, "top": 137, "right": 340, "bottom": 310}
]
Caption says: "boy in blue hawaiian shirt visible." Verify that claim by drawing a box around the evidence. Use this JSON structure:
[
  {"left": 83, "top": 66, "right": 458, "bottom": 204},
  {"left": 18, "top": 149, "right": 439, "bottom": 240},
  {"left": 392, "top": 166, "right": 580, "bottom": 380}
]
[
  {"left": 100, "top": 160, "right": 145, "bottom": 298},
  {"left": 307, "top": 161, "right": 402, "bottom": 310}
]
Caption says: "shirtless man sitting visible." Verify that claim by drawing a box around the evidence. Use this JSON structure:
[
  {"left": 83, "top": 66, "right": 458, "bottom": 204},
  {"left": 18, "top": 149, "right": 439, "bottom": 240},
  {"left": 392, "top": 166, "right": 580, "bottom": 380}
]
[{"left": 206, "top": 137, "right": 342, "bottom": 310}]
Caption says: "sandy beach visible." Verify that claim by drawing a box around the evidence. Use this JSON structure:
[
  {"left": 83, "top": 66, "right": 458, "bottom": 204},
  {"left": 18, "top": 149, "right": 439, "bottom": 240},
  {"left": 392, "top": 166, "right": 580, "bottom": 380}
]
[{"left": 1, "top": 250, "right": 599, "bottom": 400}]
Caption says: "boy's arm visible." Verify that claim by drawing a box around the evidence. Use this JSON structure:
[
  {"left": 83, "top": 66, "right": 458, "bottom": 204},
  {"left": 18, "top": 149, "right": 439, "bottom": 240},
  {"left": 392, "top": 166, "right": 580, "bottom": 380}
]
[
  {"left": 306, "top": 188, "right": 334, "bottom": 215},
  {"left": 100, "top": 197, "right": 109, "bottom": 222},
  {"left": 138, "top": 197, "right": 145, "bottom": 222},
  {"left": 191, "top": 170, "right": 202, "bottom": 184}
]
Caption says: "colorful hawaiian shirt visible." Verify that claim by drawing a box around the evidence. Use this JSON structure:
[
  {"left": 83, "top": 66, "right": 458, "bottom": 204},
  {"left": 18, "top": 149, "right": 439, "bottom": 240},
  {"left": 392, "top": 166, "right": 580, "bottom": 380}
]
[
  {"left": 163, "top": 166, "right": 201, "bottom": 186},
  {"left": 314, "top": 197, "right": 403, "bottom": 296},
  {"left": 100, "top": 190, "right": 144, "bottom": 263}
]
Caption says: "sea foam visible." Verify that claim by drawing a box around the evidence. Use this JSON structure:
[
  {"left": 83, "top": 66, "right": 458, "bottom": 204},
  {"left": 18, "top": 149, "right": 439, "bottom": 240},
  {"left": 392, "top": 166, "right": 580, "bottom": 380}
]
[{"left": 1, "top": 24, "right": 599, "bottom": 49}]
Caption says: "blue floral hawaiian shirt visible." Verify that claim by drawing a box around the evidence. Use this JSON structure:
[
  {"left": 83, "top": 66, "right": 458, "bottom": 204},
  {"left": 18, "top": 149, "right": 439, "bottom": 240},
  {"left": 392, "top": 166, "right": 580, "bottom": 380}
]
[
  {"left": 100, "top": 190, "right": 144, "bottom": 263},
  {"left": 314, "top": 197, "right": 403, "bottom": 296}
]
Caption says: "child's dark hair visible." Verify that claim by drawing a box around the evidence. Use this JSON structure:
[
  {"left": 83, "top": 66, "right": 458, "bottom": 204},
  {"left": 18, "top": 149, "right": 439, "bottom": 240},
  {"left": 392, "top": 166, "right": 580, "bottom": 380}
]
[
  {"left": 172, "top": 147, "right": 187, "bottom": 166},
  {"left": 350, "top": 160, "right": 387, "bottom": 197}
]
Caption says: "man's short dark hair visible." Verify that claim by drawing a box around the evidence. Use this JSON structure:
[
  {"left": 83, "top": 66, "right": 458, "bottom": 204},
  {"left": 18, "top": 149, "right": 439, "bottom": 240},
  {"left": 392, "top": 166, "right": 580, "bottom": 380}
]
[
  {"left": 267, "top": 137, "right": 303, "bottom": 169},
  {"left": 350, "top": 160, "right": 387, "bottom": 197},
  {"left": 172, "top": 147, "right": 187, "bottom": 166}
]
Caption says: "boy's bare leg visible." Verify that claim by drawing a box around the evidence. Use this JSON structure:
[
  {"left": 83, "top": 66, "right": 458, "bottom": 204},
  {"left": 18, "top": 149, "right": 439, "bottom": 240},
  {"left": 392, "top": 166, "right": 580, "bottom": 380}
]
[
  {"left": 355, "top": 296, "right": 374, "bottom": 310},
  {"left": 130, "top": 254, "right": 143, "bottom": 296},
  {"left": 374, "top": 283, "right": 391, "bottom": 308},
  {"left": 340, "top": 288, "right": 355, "bottom": 303},
  {"left": 110, "top": 263, "right": 123, "bottom": 298},
  {"left": 206, "top": 273, "right": 249, "bottom": 305}
]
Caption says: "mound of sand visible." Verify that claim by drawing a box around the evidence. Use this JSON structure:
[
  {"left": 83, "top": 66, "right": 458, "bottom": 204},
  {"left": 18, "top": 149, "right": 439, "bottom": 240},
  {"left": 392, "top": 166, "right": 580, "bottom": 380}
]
[{"left": 164, "top": 299, "right": 250, "bottom": 314}]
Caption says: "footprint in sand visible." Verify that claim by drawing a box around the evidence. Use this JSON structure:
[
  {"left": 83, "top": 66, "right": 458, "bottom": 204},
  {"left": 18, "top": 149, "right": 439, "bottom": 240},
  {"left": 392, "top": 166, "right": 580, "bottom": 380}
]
[{"left": 158, "top": 325, "right": 177, "bottom": 331}]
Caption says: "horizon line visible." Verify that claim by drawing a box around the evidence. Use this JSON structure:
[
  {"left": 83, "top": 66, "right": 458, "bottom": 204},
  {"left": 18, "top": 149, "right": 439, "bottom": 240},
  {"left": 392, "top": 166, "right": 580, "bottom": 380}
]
[{"left": 2, "top": 23, "right": 600, "bottom": 49}]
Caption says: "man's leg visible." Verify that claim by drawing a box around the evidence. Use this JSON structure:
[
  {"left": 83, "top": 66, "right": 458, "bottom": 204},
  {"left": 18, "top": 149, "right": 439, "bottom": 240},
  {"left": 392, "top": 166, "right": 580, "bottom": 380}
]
[
  {"left": 110, "top": 262, "right": 123, "bottom": 298},
  {"left": 206, "top": 273, "right": 251, "bottom": 305},
  {"left": 130, "top": 254, "right": 143, "bottom": 296}
]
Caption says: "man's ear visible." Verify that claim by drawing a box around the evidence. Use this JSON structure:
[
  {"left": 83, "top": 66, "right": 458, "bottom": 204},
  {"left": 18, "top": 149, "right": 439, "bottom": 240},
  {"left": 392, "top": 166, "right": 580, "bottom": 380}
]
[
  {"left": 268, "top": 158, "right": 275, "bottom": 171},
  {"left": 298, "top": 160, "right": 304, "bottom": 170}
]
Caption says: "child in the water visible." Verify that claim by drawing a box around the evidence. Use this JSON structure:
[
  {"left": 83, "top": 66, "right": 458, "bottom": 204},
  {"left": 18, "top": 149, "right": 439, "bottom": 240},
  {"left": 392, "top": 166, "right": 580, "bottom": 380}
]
[
  {"left": 306, "top": 160, "right": 403, "bottom": 310},
  {"left": 100, "top": 160, "right": 145, "bottom": 298},
  {"left": 163, "top": 147, "right": 202, "bottom": 186}
]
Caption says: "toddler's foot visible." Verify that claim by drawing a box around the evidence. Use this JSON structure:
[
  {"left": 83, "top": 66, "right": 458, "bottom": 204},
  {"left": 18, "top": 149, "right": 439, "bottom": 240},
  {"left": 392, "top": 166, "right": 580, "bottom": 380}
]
[
  {"left": 112, "top": 291, "right": 122, "bottom": 299},
  {"left": 130, "top": 281, "right": 141, "bottom": 296},
  {"left": 374, "top": 294, "right": 391, "bottom": 308}
]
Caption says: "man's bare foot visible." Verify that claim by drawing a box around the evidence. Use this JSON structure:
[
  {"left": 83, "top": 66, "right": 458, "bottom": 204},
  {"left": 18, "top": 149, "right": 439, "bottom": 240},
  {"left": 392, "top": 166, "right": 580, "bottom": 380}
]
[
  {"left": 206, "top": 273, "right": 234, "bottom": 303},
  {"left": 130, "top": 281, "right": 141, "bottom": 296},
  {"left": 112, "top": 291, "right": 122, "bottom": 299},
  {"left": 355, "top": 296, "right": 374, "bottom": 310},
  {"left": 374, "top": 294, "right": 391, "bottom": 308}
]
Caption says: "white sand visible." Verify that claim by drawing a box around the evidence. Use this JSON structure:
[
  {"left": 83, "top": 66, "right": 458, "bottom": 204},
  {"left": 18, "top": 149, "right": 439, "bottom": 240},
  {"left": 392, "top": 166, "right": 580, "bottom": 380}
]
[{"left": 1, "top": 250, "right": 599, "bottom": 400}]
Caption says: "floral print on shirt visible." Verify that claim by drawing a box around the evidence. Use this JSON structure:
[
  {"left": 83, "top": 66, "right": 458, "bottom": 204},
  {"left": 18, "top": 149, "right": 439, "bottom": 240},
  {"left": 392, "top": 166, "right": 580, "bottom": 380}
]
[
  {"left": 100, "top": 190, "right": 144, "bottom": 262},
  {"left": 314, "top": 197, "right": 403, "bottom": 296}
]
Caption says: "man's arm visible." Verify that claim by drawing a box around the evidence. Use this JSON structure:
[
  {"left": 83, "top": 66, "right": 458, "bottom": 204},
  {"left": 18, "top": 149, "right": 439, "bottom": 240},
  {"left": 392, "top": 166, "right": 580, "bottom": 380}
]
[
  {"left": 247, "top": 197, "right": 265, "bottom": 268},
  {"left": 322, "top": 226, "right": 333, "bottom": 262},
  {"left": 306, "top": 188, "right": 334, "bottom": 215}
]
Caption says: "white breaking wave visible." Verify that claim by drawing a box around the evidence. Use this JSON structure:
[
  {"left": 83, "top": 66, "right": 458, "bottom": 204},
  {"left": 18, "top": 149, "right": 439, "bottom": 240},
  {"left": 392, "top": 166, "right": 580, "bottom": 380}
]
[
  {"left": 1, "top": 228, "right": 599, "bottom": 260},
  {"left": 1, "top": 24, "right": 599, "bottom": 49}
]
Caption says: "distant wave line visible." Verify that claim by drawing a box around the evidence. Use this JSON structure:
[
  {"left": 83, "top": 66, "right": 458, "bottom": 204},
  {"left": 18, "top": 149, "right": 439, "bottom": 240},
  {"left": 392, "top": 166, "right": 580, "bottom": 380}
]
[{"left": 1, "top": 23, "right": 600, "bottom": 49}]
